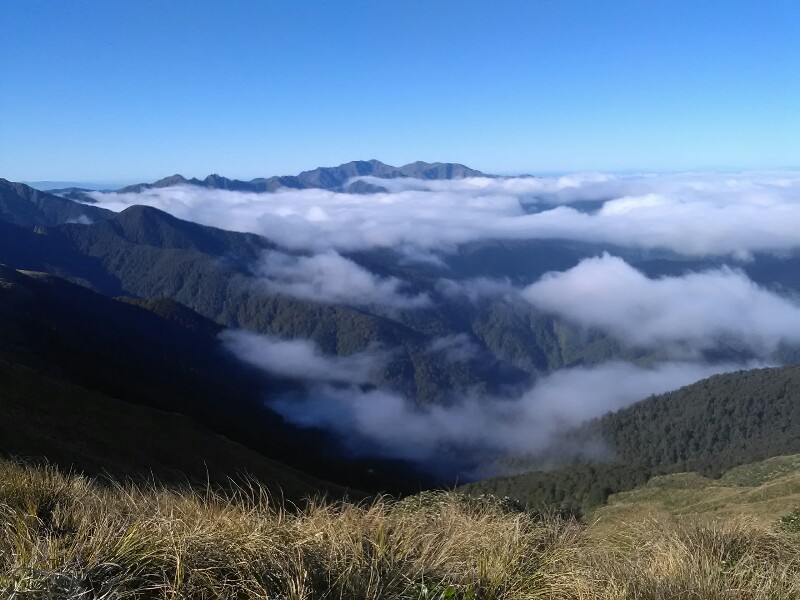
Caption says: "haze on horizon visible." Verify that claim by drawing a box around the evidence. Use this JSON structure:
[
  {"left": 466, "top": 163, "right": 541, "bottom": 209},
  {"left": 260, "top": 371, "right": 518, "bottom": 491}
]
[{"left": 2, "top": 0, "right": 800, "bottom": 181}]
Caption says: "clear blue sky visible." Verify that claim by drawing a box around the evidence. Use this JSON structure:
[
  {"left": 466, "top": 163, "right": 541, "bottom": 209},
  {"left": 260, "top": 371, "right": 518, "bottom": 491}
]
[{"left": 2, "top": 0, "right": 799, "bottom": 182}]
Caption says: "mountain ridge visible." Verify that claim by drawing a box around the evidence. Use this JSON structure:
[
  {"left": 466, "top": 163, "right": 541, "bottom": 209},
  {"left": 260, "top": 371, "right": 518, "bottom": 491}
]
[
  {"left": 0, "top": 178, "right": 114, "bottom": 227},
  {"left": 115, "top": 160, "right": 487, "bottom": 194}
]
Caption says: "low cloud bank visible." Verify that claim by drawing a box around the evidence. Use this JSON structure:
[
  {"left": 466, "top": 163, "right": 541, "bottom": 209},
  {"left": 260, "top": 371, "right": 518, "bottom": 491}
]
[
  {"left": 523, "top": 254, "right": 800, "bottom": 358},
  {"left": 91, "top": 170, "right": 800, "bottom": 477},
  {"left": 90, "top": 171, "right": 800, "bottom": 257}
]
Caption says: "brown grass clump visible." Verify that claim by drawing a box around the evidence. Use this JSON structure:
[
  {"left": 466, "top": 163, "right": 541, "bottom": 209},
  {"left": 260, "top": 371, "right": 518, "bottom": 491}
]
[
  {"left": 1, "top": 458, "right": 799, "bottom": 598},
  {"left": 549, "top": 516, "right": 800, "bottom": 599}
]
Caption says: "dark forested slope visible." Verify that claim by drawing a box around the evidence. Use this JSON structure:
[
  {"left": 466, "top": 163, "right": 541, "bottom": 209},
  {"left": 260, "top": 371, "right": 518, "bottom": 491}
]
[
  {"left": 588, "top": 365, "right": 800, "bottom": 473},
  {"left": 0, "top": 360, "right": 339, "bottom": 502}
]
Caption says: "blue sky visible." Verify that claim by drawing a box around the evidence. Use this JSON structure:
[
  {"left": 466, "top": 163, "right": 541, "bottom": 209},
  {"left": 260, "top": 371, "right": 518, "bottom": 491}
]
[{"left": 2, "top": 0, "right": 799, "bottom": 181}]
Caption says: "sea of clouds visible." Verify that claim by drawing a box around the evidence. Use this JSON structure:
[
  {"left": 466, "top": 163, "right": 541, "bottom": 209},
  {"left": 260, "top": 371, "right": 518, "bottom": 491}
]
[
  {"left": 89, "top": 172, "right": 800, "bottom": 475},
  {"left": 90, "top": 172, "right": 800, "bottom": 257}
]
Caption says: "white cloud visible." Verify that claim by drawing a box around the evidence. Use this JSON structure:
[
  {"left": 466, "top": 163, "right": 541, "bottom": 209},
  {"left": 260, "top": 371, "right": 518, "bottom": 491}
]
[
  {"left": 65, "top": 215, "right": 94, "bottom": 225},
  {"left": 523, "top": 254, "right": 800, "bottom": 357},
  {"left": 254, "top": 250, "right": 431, "bottom": 309}
]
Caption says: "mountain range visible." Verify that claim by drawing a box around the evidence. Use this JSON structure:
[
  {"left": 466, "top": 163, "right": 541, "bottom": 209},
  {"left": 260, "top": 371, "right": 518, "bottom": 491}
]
[{"left": 109, "top": 160, "right": 486, "bottom": 195}]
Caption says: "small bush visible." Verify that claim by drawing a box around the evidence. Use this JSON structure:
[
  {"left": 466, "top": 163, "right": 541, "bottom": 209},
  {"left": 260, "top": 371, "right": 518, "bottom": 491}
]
[{"left": 778, "top": 507, "right": 800, "bottom": 533}]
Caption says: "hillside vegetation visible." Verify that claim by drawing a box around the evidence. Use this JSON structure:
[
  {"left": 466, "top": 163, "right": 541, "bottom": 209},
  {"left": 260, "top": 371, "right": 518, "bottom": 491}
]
[{"left": 2, "top": 457, "right": 800, "bottom": 599}]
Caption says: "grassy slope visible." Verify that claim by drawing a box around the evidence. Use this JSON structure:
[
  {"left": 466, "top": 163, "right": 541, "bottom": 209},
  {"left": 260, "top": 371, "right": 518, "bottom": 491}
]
[{"left": 593, "top": 454, "right": 800, "bottom": 528}]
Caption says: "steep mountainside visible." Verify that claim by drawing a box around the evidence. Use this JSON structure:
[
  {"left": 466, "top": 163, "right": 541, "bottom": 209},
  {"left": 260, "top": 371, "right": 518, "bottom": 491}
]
[
  {"left": 0, "top": 202, "right": 645, "bottom": 405},
  {"left": 0, "top": 360, "right": 340, "bottom": 502},
  {"left": 5, "top": 183, "right": 800, "bottom": 409}
]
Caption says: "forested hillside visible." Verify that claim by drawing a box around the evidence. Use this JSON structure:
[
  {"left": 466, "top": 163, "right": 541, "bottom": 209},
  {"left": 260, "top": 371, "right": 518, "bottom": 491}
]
[{"left": 463, "top": 366, "right": 800, "bottom": 512}]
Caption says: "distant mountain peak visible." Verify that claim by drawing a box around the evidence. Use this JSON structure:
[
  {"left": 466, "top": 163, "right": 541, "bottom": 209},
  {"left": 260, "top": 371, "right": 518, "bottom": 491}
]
[{"left": 153, "top": 174, "right": 190, "bottom": 187}]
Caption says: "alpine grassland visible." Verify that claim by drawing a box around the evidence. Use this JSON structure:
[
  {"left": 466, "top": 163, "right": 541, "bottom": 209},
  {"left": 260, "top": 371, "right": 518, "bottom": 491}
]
[{"left": 2, "top": 457, "right": 800, "bottom": 599}]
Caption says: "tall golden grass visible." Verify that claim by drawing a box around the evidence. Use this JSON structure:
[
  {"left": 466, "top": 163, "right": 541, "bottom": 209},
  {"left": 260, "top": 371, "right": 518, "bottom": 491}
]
[{"left": 1, "top": 458, "right": 798, "bottom": 598}]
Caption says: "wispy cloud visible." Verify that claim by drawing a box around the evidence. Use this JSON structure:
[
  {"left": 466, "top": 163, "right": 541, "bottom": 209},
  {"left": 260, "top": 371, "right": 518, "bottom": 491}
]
[
  {"left": 436, "top": 277, "right": 520, "bottom": 304},
  {"left": 425, "top": 334, "right": 481, "bottom": 364},
  {"left": 65, "top": 215, "right": 94, "bottom": 225},
  {"left": 218, "top": 330, "right": 755, "bottom": 475}
]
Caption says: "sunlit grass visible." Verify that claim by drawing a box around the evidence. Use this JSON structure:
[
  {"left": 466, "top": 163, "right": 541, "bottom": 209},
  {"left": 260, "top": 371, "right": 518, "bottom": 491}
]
[{"left": 1, "top": 458, "right": 799, "bottom": 598}]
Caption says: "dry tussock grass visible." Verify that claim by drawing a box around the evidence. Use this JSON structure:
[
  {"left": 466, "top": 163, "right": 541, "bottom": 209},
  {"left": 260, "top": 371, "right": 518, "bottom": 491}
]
[{"left": 1, "top": 458, "right": 798, "bottom": 599}]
